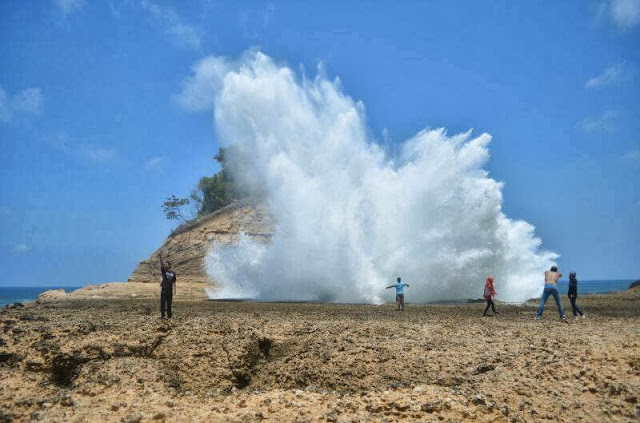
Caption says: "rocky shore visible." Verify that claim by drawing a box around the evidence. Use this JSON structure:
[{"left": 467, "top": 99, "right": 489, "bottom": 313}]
[{"left": 1, "top": 287, "right": 639, "bottom": 422}]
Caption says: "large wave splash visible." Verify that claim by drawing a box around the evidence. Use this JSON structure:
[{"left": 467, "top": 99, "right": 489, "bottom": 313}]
[{"left": 193, "top": 51, "right": 556, "bottom": 303}]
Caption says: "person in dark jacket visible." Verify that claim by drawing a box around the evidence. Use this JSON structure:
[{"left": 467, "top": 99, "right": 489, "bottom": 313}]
[
  {"left": 159, "top": 253, "right": 177, "bottom": 319},
  {"left": 568, "top": 271, "right": 585, "bottom": 319}
]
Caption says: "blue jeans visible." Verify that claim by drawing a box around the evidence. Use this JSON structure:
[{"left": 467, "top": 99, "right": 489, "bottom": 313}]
[{"left": 536, "top": 284, "right": 565, "bottom": 318}]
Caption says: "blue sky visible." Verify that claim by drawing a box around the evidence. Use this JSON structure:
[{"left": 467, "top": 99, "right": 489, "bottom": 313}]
[{"left": 1, "top": 0, "right": 639, "bottom": 286}]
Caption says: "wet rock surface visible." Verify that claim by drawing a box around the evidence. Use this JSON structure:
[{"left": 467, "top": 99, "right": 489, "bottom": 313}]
[{"left": 1, "top": 289, "right": 638, "bottom": 422}]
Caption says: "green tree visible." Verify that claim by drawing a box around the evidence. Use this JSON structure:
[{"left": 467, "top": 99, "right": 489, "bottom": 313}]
[
  {"left": 162, "top": 195, "right": 191, "bottom": 223},
  {"left": 195, "top": 173, "right": 233, "bottom": 214},
  {"left": 163, "top": 146, "right": 254, "bottom": 223},
  {"left": 195, "top": 146, "right": 252, "bottom": 215}
]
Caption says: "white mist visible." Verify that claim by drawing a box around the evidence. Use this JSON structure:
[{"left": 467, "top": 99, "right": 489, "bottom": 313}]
[{"left": 189, "top": 51, "right": 556, "bottom": 303}]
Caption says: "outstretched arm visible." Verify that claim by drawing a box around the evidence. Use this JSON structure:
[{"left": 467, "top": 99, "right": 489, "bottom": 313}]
[
  {"left": 385, "top": 285, "right": 395, "bottom": 289},
  {"left": 159, "top": 253, "right": 166, "bottom": 285}
]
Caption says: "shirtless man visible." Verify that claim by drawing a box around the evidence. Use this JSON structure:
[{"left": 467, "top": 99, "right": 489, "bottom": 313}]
[{"left": 535, "top": 265, "right": 566, "bottom": 320}]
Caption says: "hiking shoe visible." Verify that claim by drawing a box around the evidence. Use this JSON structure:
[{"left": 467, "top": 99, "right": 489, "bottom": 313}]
[
  {"left": 534, "top": 316, "right": 541, "bottom": 320},
  {"left": 581, "top": 314, "right": 586, "bottom": 319}
]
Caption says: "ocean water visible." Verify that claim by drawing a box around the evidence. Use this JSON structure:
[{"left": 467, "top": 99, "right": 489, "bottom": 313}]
[
  {"left": 0, "top": 287, "right": 81, "bottom": 307},
  {"left": 554, "top": 279, "right": 635, "bottom": 295}
]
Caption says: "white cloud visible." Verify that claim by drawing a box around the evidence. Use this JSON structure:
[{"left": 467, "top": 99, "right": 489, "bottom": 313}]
[
  {"left": 144, "top": 156, "right": 164, "bottom": 169},
  {"left": 79, "top": 145, "right": 118, "bottom": 162},
  {"left": 11, "top": 88, "right": 43, "bottom": 114},
  {"left": 47, "top": 133, "right": 117, "bottom": 163},
  {"left": 585, "top": 64, "right": 633, "bottom": 88},
  {"left": 141, "top": 0, "right": 202, "bottom": 51},
  {"left": 176, "top": 56, "right": 232, "bottom": 111},
  {"left": 55, "top": 0, "right": 86, "bottom": 15},
  {"left": 599, "top": 0, "right": 640, "bottom": 31},
  {"left": 167, "top": 24, "right": 201, "bottom": 51},
  {"left": 581, "top": 110, "right": 619, "bottom": 132},
  {"left": 0, "top": 86, "right": 43, "bottom": 124},
  {"left": 13, "top": 244, "right": 30, "bottom": 254}
]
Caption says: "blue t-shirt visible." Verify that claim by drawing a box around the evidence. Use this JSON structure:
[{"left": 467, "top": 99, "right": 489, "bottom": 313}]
[{"left": 394, "top": 282, "right": 406, "bottom": 295}]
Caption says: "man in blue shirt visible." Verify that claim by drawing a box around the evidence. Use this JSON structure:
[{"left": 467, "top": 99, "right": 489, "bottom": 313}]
[{"left": 386, "top": 277, "right": 410, "bottom": 311}]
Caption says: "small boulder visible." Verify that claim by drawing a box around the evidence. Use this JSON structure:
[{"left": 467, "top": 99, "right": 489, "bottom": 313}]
[{"left": 37, "top": 289, "right": 67, "bottom": 303}]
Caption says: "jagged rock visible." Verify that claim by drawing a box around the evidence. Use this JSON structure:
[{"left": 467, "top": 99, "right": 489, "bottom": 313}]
[
  {"left": 474, "top": 364, "right": 495, "bottom": 374},
  {"left": 471, "top": 394, "right": 486, "bottom": 406},
  {"left": 121, "top": 413, "right": 143, "bottom": 423}
]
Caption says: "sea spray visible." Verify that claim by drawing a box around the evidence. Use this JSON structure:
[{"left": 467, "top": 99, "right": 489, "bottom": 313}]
[{"left": 189, "top": 51, "right": 557, "bottom": 303}]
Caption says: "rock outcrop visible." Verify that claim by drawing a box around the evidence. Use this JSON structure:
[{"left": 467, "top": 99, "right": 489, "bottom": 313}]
[
  {"left": 36, "top": 289, "right": 68, "bottom": 303},
  {"left": 128, "top": 198, "right": 273, "bottom": 285}
]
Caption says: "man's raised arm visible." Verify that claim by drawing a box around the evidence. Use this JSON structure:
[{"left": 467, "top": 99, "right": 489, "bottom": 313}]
[{"left": 159, "top": 253, "right": 166, "bottom": 282}]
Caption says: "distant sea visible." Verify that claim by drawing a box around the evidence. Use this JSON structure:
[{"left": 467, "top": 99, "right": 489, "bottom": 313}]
[
  {"left": 555, "top": 279, "right": 635, "bottom": 295},
  {"left": 0, "top": 286, "right": 82, "bottom": 308}
]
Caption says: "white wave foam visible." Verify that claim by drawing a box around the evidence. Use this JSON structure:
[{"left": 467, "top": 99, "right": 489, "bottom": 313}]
[{"left": 195, "top": 51, "right": 556, "bottom": 303}]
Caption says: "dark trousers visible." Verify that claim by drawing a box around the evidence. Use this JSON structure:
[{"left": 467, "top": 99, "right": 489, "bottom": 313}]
[
  {"left": 484, "top": 298, "right": 497, "bottom": 315},
  {"left": 396, "top": 294, "right": 405, "bottom": 310},
  {"left": 161, "top": 287, "right": 173, "bottom": 318},
  {"left": 569, "top": 295, "right": 583, "bottom": 316}
]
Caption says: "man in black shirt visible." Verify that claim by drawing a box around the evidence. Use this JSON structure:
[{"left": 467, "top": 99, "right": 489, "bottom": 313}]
[{"left": 159, "top": 253, "right": 177, "bottom": 319}]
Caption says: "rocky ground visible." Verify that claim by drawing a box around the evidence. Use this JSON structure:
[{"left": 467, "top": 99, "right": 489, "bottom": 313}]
[
  {"left": 1, "top": 288, "right": 638, "bottom": 422},
  {"left": 35, "top": 282, "right": 210, "bottom": 302}
]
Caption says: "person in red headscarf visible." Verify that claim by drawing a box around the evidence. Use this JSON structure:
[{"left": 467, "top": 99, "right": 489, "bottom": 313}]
[{"left": 483, "top": 277, "right": 499, "bottom": 316}]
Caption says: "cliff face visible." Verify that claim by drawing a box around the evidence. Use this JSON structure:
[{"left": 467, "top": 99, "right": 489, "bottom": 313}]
[{"left": 128, "top": 199, "right": 273, "bottom": 284}]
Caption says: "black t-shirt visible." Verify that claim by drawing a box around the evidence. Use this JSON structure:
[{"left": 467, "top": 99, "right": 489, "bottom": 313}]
[{"left": 161, "top": 267, "right": 177, "bottom": 289}]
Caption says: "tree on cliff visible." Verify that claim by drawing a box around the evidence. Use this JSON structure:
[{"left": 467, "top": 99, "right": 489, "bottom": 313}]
[
  {"left": 162, "top": 195, "right": 191, "bottom": 223},
  {"left": 163, "top": 146, "right": 252, "bottom": 224}
]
